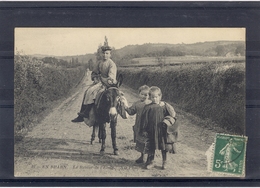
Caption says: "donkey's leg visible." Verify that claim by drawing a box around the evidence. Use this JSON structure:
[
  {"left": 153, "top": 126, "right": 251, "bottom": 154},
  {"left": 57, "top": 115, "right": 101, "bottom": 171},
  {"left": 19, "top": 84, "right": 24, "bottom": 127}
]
[
  {"left": 90, "top": 125, "right": 97, "bottom": 145},
  {"left": 99, "top": 123, "right": 106, "bottom": 155},
  {"left": 110, "top": 119, "right": 119, "bottom": 155},
  {"left": 97, "top": 125, "right": 101, "bottom": 143}
]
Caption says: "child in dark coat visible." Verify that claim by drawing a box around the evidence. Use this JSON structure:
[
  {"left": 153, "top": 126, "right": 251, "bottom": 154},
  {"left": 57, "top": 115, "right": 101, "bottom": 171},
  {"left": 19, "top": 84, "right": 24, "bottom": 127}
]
[
  {"left": 124, "top": 85, "right": 151, "bottom": 163},
  {"left": 139, "top": 86, "right": 177, "bottom": 170}
]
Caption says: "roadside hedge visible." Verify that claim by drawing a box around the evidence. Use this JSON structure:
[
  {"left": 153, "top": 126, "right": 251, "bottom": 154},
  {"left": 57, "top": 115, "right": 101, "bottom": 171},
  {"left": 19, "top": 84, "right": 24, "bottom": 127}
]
[
  {"left": 14, "top": 55, "right": 86, "bottom": 134},
  {"left": 118, "top": 63, "right": 245, "bottom": 134}
]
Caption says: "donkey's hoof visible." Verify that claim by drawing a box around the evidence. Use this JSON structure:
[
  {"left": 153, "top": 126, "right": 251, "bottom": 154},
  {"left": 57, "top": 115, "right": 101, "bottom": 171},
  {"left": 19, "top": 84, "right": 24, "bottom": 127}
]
[
  {"left": 100, "top": 150, "right": 105, "bottom": 155},
  {"left": 114, "top": 150, "right": 119, "bottom": 155},
  {"left": 90, "top": 140, "right": 93, "bottom": 145}
]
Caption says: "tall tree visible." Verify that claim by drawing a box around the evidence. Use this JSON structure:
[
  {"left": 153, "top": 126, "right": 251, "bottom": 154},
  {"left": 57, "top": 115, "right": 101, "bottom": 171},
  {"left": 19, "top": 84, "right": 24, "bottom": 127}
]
[
  {"left": 95, "top": 36, "right": 113, "bottom": 61},
  {"left": 88, "top": 58, "right": 94, "bottom": 71},
  {"left": 95, "top": 44, "right": 103, "bottom": 61},
  {"left": 104, "top": 36, "right": 108, "bottom": 46}
]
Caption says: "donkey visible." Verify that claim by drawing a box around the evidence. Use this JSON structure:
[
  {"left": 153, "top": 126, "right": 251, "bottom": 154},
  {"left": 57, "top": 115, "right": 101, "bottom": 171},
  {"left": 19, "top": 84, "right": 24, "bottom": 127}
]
[{"left": 84, "top": 74, "right": 127, "bottom": 155}]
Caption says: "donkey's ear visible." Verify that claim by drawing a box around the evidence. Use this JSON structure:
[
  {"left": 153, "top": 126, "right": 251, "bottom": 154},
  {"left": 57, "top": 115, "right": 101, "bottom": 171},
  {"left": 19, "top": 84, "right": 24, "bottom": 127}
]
[{"left": 117, "top": 74, "right": 123, "bottom": 87}]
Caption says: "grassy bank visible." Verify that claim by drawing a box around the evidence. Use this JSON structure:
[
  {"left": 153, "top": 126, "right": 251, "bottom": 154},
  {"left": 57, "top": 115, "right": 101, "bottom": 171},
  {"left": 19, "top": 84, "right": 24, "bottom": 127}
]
[
  {"left": 14, "top": 55, "right": 86, "bottom": 135},
  {"left": 118, "top": 62, "right": 245, "bottom": 134}
]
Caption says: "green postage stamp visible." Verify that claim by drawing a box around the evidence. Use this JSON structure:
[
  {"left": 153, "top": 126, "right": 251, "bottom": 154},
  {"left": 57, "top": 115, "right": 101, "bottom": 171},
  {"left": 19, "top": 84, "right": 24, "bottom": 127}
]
[{"left": 211, "top": 133, "right": 247, "bottom": 176}]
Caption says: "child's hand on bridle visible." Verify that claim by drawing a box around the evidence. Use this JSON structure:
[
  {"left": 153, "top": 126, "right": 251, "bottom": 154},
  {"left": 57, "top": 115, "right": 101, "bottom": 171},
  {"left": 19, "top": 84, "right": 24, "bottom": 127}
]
[{"left": 120, "top": 95, "right": 129, "bottom": 108}]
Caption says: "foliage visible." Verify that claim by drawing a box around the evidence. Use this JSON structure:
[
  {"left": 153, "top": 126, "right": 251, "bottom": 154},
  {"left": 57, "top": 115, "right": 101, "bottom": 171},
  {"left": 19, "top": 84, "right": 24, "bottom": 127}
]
[
  {"left": 88, "top": 58, "right": 95, "bottom": 71},
  {"left": 115, "top": 42, "right": 245, "bottom": 66},
  {"left": 41, "top": 56, "right": 84, "bottom": 68},
  {"left": 235, "top": 44, "right": 245, "bottom": 56},
  {"left": 95, "top": 44, "right": 104, "bottom": 61},
  {"left": 215, "top": 45, "right": 226, "bottom": 56},
  {"left": 118, "top": 62, "right": 245, "bottom": 134},
  {"left": 155, "top": 56, "right": 166, "bottom": 68},
  {"left": 14, "top": 54, "right": 85, "bottom": 135}
]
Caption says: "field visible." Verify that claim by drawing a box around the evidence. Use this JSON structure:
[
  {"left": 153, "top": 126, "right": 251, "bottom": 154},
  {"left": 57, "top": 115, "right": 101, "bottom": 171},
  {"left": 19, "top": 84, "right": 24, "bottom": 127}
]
[{"left": 121, "top": 56, "right": 245, "bottom": 67}]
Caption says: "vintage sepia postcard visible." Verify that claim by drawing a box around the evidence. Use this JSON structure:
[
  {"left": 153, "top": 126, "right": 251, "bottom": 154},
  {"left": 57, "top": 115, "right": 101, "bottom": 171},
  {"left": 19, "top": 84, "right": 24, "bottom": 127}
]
[{"left": 14, "top": 28, "right": 246, "bottom": 177}]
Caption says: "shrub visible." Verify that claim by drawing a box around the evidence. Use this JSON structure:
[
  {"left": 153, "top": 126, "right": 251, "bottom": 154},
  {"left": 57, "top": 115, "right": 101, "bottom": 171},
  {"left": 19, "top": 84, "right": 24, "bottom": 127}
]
[
  {"left": 118, "top": 62, "right": 245, "bottom": 134},
  {"left": 14, "top": 55, "right": 85, "bottom": 134}
]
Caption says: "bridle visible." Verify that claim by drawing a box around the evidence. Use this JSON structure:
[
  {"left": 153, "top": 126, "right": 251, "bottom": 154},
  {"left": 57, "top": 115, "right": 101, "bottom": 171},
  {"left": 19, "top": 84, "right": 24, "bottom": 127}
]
[{"left": 105, "top": 87, "right": 125, "bottom": 115}]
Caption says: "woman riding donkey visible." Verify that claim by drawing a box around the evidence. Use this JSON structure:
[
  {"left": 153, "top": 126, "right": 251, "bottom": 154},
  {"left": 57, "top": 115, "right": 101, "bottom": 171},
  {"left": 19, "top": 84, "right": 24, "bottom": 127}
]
[{"left": 71, "top": 43, "right": 118, "bottom": 123}]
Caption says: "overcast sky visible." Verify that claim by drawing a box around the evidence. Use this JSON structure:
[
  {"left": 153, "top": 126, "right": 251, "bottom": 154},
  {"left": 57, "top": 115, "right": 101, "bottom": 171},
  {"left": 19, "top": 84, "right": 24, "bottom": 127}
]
[{"left": 15, "top": 28, "right": 245, "bottom": 56}]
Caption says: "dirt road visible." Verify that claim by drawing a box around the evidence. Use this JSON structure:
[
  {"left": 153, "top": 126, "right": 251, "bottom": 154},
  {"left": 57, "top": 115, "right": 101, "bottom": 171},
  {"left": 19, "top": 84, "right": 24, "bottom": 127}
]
[{"left": 14, "top": 71, "right": 229, "bottom": 177}]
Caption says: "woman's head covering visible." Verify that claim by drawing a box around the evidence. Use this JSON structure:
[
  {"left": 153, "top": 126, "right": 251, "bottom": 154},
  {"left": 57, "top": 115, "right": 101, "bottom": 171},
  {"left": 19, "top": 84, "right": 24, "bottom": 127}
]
[{"left": 101, "top": 45, "right": 112, "bottom": 52}]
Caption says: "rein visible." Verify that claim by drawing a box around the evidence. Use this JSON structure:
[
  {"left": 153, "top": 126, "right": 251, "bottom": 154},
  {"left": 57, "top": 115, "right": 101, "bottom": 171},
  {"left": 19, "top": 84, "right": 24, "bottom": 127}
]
[
  {"left": 106, "top": 87, "right": 125, "bottom": 111},
  {"left": 106, "top": 87, "right": 119, "bottom": 92}
]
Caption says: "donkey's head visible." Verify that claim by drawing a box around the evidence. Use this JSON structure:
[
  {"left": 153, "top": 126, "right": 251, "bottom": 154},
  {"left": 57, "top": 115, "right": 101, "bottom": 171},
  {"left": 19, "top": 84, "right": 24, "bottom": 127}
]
[{"left": 98, "top": 74, "right": 126, "bottom": 123}]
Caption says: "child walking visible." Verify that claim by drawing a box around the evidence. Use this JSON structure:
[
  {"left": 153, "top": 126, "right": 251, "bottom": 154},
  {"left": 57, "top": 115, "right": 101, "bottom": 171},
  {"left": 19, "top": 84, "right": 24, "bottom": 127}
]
[
  {"left": 124, "top": 85, "right": 151, "bottom": 163},
  {"left": 139, "top": 86, "right": 177, "bottom": 170}
]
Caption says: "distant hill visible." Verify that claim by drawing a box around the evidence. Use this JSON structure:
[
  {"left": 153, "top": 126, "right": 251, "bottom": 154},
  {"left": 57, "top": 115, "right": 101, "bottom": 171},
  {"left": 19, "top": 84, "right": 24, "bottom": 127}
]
[
  {"left": 56, "top": 54, "right": 95, "bottom": 64},
  {"left": 30, "top": 41, "right": 245, "bottom": 66},
  {"left": 30, "top": 53, "right": 95, "bottom": 64},
  {"left": 115, "top": 43, "right": 177, "bottom": 57},
  {"left": 30, "top": 54, "right": 53, "bottom": 59},
  {"left": 114, "top": 41, "right": 245, "bottom": 58},
  {"left": 112, "top": 41, "right": 245, "bottom": 65}
]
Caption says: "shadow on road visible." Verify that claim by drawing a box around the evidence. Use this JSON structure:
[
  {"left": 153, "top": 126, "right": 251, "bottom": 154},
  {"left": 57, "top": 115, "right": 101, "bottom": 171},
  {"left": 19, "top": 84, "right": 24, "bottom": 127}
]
[{"left": 15, "top": 137, "right": 139, "bottom": 169}]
